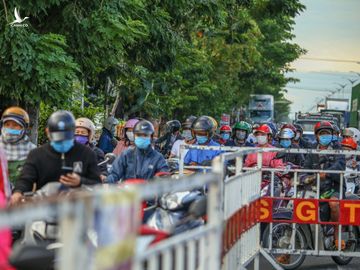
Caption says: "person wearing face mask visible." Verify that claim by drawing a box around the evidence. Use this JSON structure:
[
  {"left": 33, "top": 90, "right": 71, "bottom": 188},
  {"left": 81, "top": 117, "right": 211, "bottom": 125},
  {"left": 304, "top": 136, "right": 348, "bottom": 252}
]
[
  {"left": 106, "top": 120, "right": 169, "bottom": 183},
  {"left": 98, "top": 116, "right": 119, "bottom": 154},
  {"left": 331, "top": 124, "right": 341, "bottom": 147},
  {"left": 244, "top": 124, "right": 284, "bottom": 168},
  {"left": 155, "top": 120, "right": 182, "bottom": 158},
  {"left": 184, "top": 116, "right": 222, "bottom": 166},
  {"left": 10, "top": 110, "right": 101, "bottom": 205},
  {"left": 293, "top": 124, "right": 313, "bottom": 149},
  {"left": 113, "top": 118, "right": 139, "bottom": 156},
  {"left": 75, "top": 118, "right": 108, "bottom": 178},
  {"left": 0, "top": 107, "right": 36, "bottom": 186},
  {"left": 226, "top": 121, "right": 254, "bottom": 147},
  {"left": 218, "top": 125, "right": 232, "bottom": 145},
  {"left": 170, "top": 116, "right": 197, "bottom": 158},
  {"left": 277, "top": 128, "right": 304, "bottom": 166},
  {"left": 304, "top": 121, "right": 345, "bottom": 246},
  {"left": 341, "top": 137, "right": 358, "bottom": 170}
]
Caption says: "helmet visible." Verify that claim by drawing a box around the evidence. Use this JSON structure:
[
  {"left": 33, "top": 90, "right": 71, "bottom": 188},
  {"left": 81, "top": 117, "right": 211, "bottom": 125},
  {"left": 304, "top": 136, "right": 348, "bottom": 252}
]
[
  {"left": 342, "top": 128, "right": 354, "bottom": 137},
  {"left": 1, "top": 106, "right": 30, "bottom": 128},
  {"left": 220, "top": 125, "right": 231, "bottom": 133},
  {"left": 47, "top": 110, "right": 76, "bottom": 141},
  {"left": 75, "top": 118, "right": 96, "bottom": 141},
  {"left": 314, "top": 121, "right": 333, "bottom": 134},
  {"left": 267, "top": 122, "right": 278, "bottom": 137},
  {"left": 294, "top": 124, "right": 303, "bottom": 134},
  {"left": 207, "top": 116, "right": 218, "bottom": 132},
  {"left": 341, "top": 137, "right": 357, "bottom": 150},
  {"left": 253, "top": 124, "right": 271, "bottom": 135},
  {"left": 233, "top": 121, "right": 252, "bottom": 133},
  {"left": 281, "top": 124, "right": 296, "bottom": 133},
  {"left": 192, "top": 116, "right": 214, "bottom": 136},
  {"left": 125, "top": 119, "right": 139, "bottom": 129},
  {"left": 133, "top": 120, "right": 154, "bottom": 135},
  {"left": 182, "top": 116, "right": 197, "bottom": 129},
  {"left": 104, "top": 116, "right": 119, "bottom": 131},
  {"left": 279, "top": 128, "right": 295, "bottom": 139},
  {"left": 332, "top": 124, "right": 340, "bottom": 134},
  {"left": 348, "top": 128, "right": 360, "bottom": 142},
  {"left": 166, "top": 120, "right": 181, "bottom": 133}
]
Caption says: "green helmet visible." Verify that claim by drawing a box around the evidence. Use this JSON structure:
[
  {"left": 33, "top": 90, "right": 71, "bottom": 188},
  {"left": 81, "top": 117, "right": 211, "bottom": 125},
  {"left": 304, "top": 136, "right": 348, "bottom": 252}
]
[{"left": 233, "top": 121, "right": 252, "bottom": 133}]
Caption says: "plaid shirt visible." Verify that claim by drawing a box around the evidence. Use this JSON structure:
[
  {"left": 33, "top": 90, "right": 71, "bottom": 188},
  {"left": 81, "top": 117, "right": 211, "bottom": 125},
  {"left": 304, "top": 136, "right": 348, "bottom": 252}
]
[{"left": 0, "top": 136, "right": 36, "bottom": 161}]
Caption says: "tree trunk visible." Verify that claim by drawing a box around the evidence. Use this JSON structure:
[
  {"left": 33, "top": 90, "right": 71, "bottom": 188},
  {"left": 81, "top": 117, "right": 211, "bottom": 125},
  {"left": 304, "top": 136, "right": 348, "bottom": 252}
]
[{"left": 25, "top": 103, "right": 40, "bottom": 145}]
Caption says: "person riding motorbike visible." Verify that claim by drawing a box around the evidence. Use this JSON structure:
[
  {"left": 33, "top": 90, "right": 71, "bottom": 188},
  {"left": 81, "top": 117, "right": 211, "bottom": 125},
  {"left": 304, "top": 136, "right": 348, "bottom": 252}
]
[
  {"left": 106, "top": 120, "right": 169, "bottom": 183},
  {"left": 303, "top": 121, "right": 345, "bottom": 246},
  {"left": 226, "top": 121, "right": 254, "bottom": 147},
  {"left": 244, "top": 124, "right": 284, "bottom": 168},
  {"left": 267, "top": 122, "right": 278, "bottom": 146},
  {"left": 184, "top": 116, "right": 222, "bottom": 166},
  {"left": 341, "top": 137, "right": 358, "bottom": 169},
  {"left": 332, "top": 124, "right": 341, "bottom": 147},
  {"left": 342, "top": 128, "right": 354, "bottom": 140},
  {"left": 218, "top": 125, "right": 231, "bottom": 145},
  {"left": 75, "top": 118, "right": 108, "bottom": 179},
  {"left": 10, "top": 110, "right": 101, "bottom": 205},
  {"left": 155, "top": 120, "right": 182, "bottom": 158},
  {"left": 0, "top": 107, "right": 36, "bottom": 186},
  {"left": 98, "top": 115, "right": 119, "bottom": 154},
  {"left": 170, "top": 116, "right": 197, "bottom": 158},
  {"left": 113, "top": 118, "right": 139, "bottom": 156},
  {"left": 277, "top": 127, "right": 304, "bottom": 166}
]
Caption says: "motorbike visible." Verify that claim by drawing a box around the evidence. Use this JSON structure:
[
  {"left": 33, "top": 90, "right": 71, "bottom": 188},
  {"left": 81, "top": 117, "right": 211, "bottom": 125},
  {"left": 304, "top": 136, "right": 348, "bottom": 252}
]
[{"left": 262, "top": 174, "right": 359, "bottom": 270}]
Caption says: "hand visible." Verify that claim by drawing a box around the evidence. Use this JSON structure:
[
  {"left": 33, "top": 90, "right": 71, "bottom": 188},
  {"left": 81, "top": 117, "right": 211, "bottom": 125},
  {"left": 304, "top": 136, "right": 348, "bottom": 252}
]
[
  {"left": 319, "top": 172, "right": 326, "bottom": 180},
  {"left": 60, "top": 173, "right": 81, "bottom": 187},
  {"left": 100, "top": 175, "right": 107, "bottom": 183},
  {"left": 10, "top": 192, "right": 23, "bottom": 206}
]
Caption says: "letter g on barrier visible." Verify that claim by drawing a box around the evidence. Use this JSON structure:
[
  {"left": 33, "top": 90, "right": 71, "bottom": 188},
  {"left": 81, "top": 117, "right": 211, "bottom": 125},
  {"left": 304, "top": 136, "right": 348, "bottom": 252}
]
[{"left": 294, "top": 199, "right": 318, "bottom": 223}]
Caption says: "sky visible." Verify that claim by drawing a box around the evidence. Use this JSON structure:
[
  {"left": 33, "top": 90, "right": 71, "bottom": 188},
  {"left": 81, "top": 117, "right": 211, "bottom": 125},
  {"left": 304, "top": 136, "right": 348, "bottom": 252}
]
[{"left": 284, "top": 0, "right": 360, "bottom": 118}]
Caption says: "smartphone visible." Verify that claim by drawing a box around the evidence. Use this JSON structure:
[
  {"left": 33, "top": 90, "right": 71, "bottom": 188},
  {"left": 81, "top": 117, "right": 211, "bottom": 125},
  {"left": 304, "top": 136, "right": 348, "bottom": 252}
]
[{"left": 61, "top": 166, "right": 73, "bottom": 176}]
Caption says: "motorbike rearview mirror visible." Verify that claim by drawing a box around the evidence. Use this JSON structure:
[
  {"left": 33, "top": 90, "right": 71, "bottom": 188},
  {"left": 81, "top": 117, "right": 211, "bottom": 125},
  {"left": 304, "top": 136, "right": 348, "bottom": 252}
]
[
  {"left": 189, "top": 196, "right": 207, "bottom": 218},
  {"left": 104, "top": 153, "right": 116, "bottom": 164},
  {"left": 275, "top": 152, "right": 285, "bottom": 159}
]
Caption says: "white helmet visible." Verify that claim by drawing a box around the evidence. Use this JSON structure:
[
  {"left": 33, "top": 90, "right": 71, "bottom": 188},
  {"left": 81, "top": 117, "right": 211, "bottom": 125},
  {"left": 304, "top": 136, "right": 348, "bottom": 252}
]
[
  {"left": 75, "top": 118, "right": 96, "bottom": 141},
  {"left": 348, "top": 127, "right": 360, "bottom": 143}
]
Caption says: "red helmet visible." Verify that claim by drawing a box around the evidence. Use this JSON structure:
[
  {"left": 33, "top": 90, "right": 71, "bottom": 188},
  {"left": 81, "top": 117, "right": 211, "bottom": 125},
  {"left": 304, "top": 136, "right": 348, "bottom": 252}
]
[
  {"left": 220, "top": 125, "right": 231, "bottom": 132},
  {"left": 254, "top": 124, "right": 271, "bottom": 135},
  {"left": 341, "top": 137, "right": 357, "bottom": 150},
  {"left": 314, "top": 121, "right": 333, "bottom": 134},
  {"left": 281, "top": 123, "right": 296, "bottom": 133}
]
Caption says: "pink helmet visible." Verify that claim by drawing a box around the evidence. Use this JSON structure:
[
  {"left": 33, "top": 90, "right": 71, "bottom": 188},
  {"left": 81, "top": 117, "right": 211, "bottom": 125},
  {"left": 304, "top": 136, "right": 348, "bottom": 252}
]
[{"left": 125, "top": 119, "right": 139, "bottom": 129}]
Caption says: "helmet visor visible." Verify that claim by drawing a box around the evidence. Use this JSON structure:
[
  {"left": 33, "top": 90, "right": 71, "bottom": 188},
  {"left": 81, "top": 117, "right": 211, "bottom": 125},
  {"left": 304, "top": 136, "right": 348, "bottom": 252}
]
[{"left": 50, "top": 131, "right": 74, "bottom": 142}]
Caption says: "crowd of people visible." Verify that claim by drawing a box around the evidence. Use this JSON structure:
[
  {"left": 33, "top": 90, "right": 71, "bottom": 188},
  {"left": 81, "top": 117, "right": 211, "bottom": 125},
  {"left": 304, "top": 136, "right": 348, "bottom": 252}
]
[{"left": 1, "top": 106, "right": 360, "bottom": 267}]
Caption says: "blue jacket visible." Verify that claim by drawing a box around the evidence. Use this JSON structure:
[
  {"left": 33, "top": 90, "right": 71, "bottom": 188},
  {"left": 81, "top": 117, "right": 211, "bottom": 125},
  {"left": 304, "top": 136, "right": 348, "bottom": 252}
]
[
  {"left": 184, "top": 140, "right": 222, "bottom": 165},
  {"left": 98, "top": 128, "right": 115, "bottom": 154},
  {"left": 106, "top": 146, "right": 169, "bottom": 183}
]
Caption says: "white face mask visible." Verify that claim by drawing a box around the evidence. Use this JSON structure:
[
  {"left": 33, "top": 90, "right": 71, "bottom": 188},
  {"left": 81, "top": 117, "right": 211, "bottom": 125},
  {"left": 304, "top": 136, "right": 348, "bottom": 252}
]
[
  {"left": 256, "top": 135, "right": 268, "bottom": 146},
  {"left": 294, "top": 133, "right": 300, "bottom": 141},
  {"left": 126, "top": 131, "right": 134, "bottom": 142}
]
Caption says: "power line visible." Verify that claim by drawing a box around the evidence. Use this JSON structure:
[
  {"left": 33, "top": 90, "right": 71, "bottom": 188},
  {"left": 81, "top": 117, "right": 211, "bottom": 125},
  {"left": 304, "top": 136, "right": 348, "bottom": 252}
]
[{"left": 299, "top": 57, "right": 360, "bottom": 64}]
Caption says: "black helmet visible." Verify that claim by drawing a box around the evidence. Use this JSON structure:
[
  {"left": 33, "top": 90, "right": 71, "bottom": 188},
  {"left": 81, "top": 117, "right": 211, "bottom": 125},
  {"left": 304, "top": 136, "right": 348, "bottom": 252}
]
[
  {"left": 182, "top": 116, "right": 197, "bottom": 129},
  {"left": 166, "top": 120, "right": 181, "bottom": 133},
  {"left": 332, "top": 124, "right": 340, "bottom": 134},
  {"left": 294, "top": 124, "right": 303, "bottom": 134},
  {"left": 192, "top": 116, "right": 213, "bottom": 136},
  {"left": 134, "top": 120, "right": 154, "bottom": 135},
  {"left": 47, "top": 110, "right": 75, "bottom": 141}
]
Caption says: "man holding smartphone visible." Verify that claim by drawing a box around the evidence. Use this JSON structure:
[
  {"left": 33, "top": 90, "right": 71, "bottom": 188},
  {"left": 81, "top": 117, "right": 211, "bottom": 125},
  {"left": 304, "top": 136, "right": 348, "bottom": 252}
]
[{"left": 10, "top": 110, "right": 101, "bottom": 205}]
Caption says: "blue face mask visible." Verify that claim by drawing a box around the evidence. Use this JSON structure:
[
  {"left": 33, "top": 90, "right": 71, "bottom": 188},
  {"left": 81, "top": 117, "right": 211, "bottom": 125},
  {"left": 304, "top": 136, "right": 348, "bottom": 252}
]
[
  {"left": 196, "top": 135, "right": 208, "bottom": 145},
  {"left": 135, "top": 137, "right": 151, "bottom": 149},
  {"left": 319, "top": 134, "right": 333, "bottom": 146},
  {"left": 221, "top": 133, "right": 230, "bottom": 140},
  {"left": 280, "top": 139, "right": 291, "bottom": 148},
  {"left": 3, "top": 128, "right": 22, "bottom": 135},
  {"left": 1, "top": 127, "right": 24, "bottom": 143},
  {"left": 332, "top": 135, "right": 339, "bottom": 142},
  {"left": 50, "top": 139, "right": 74, "bottom": 153}
]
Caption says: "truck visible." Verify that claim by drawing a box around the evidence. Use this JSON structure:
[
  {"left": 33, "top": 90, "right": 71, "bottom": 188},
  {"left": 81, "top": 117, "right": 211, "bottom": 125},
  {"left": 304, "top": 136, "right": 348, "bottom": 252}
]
[
  {"left": 248, "top": 95, "right": 274, "bottom": 123},
  {"left": 294, "top": 112, "right": 339, "bottom": 143},
  {"left": 350, "top": 82, "right": 360, "bottom": 128},
  {"left": 321, "top": 97, "right": 350, "bottom": 129}
]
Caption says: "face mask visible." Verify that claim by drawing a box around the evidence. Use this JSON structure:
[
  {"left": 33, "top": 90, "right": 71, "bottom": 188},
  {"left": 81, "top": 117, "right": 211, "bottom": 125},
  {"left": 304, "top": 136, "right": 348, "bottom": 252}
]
[
  {"left": 221, "top": 133, "right": 230, "bottom": 140},
  {"left": 236, "top": 130, "right": 247, "bottom": 140},
  {"left": 332, "top": 135, "right": 340, "bottom": 142},
  {"left": 182, "top": 130, "right": 193, "bottom": 140},
  {"left": 280, "top": 139, "right": 291, "bottom": 148},
  {"left": 50, "top": 139, "right": 74, "bottom": 153},
  {"left": 256, "top": 135, "right": 268, "bottom": 146},
  {"left": 294, "top": 133, "right": 301, "bottom": 141},
  {"left": 196, "top": 135, "right": 208, "bottom": 145},
  {"left": 134, "top": 137, "right": 151, "bottom": 149},
  {"left": 1, "top": 127, "right": 24, "bottom": 143},
  {"left": 126, "top": 131, "right": 134, "bottom": 142},
  {"left": 319, "top": 134, "right": 332, "bottom": 146},
  {"left": 75, "top": 135, "right": 89, "bottom": 145}
]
